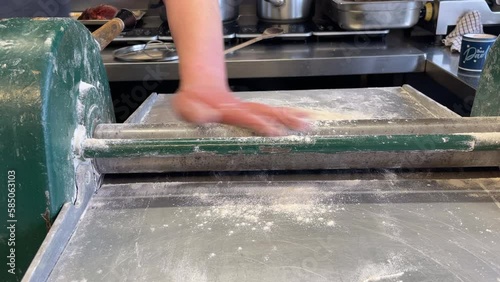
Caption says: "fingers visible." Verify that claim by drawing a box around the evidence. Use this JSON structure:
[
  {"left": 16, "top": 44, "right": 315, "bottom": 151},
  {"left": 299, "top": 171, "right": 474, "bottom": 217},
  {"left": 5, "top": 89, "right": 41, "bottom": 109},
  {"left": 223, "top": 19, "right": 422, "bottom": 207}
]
[
  {"left": 282, "top": 107, "right": 311, "bottom": 118},
  {"left": 172, "top": 94, "right": 222, "bottom": 124},
  {"left": 172, "top": 92, "right": 311, "bottom": 136},
  {"left": 272, "top": 107, "right": 310, "bottom": 131},
  {"left": 219, "top": 105, "right": 286, "bottom": 136},
  {"left": 243, "top": 103, "right": 310, "bottom": 132},
  {"left": 173, "top": 94, "right": 283, "bottom": 135}
]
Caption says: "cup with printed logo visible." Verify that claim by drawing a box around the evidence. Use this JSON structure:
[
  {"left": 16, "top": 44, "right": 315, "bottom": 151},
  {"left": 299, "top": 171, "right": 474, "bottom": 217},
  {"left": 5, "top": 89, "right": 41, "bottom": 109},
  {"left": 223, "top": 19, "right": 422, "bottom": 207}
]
[{"left": 459, "top": 34, "right": 497, "bottom": 72}]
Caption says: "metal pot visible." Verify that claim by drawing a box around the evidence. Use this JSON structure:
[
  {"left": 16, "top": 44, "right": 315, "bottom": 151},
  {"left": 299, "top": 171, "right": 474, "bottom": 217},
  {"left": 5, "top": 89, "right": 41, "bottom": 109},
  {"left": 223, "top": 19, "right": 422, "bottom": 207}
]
[
  {"left": 257, "top": 0, "right": 315, "bottom": 23},
  {"left": 159, "top": 0, "right": 240, "bottom": 23},
  {"left": 220, "top": 0, "right": 240, "bottom": 22}
]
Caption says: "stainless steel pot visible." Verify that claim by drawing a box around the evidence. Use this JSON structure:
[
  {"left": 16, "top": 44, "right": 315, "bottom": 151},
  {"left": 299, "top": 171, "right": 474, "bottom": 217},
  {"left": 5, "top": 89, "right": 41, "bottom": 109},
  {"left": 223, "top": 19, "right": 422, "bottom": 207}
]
[
  {"left": 159, "top": 0, "right": 240, "bottom": 23},
  {"left": 257, "top": 0, "right": 315, "bottom": 23},
  {"left": 220, "top": 0, "right": 240, "bottom": 22}
]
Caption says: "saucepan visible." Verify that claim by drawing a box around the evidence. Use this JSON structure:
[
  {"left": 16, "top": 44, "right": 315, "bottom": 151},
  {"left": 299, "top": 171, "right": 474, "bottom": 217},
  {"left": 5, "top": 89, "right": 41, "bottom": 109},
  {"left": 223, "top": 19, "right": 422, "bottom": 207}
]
[{"left": 257, "top": 0, "right": 315, "bottom": 23}]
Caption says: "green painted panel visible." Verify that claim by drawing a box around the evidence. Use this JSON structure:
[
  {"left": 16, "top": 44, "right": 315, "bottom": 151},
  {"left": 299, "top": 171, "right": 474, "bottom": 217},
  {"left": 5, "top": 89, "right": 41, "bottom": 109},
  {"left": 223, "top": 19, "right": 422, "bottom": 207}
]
[
  {"left": 472, "top": 37, "right": 500, "bottom": 116},
  {"left": 0, "top": 18, "right": 114, "bottom": 281},
  {"left": 83, "top": 133, "right": 499, "bottom": 158}
]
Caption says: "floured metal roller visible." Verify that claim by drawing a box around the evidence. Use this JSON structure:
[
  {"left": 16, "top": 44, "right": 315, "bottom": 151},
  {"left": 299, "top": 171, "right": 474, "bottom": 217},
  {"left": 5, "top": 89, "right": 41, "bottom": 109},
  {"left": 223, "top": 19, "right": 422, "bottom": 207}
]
[
  {"left": 81, "top": 82, "right": 500, "bottom": 173},
  {"left": 84, "top": 117, "right": 500, "bottom": 173}
]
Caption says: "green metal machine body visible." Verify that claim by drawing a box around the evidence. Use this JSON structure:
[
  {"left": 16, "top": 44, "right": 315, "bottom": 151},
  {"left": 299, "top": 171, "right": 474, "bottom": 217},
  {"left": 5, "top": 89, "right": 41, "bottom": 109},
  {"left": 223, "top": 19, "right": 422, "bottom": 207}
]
[
  {"left": 0, "top": 18, "right": 114, "bottom": 281},
  {"left": 472, "top": 38, "right": 500, "bottom": 116}
]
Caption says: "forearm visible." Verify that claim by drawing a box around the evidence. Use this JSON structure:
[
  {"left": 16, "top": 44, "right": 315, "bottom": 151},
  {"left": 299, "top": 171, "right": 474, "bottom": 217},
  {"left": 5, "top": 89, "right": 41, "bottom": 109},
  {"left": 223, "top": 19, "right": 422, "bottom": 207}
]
[{"left": 164, "top": 0, "right": 228, "bottom": 90}]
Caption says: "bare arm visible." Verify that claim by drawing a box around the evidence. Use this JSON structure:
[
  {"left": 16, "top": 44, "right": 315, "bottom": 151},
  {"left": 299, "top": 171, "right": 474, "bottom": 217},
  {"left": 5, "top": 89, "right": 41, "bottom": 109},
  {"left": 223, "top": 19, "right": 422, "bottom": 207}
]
[
  {"left": 164, "top": 0, "right": 227, "bottom": 91},
  {"left": 164, "top": 0, "right": 308, "bottom": 136}
]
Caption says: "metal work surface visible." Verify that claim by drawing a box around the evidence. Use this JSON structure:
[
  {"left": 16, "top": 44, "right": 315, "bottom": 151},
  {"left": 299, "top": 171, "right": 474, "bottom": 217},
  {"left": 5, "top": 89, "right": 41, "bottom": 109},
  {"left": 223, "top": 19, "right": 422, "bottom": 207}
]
[
  {"left": 48, "top": 172, "right": 500, "bottom": 281},
  {"left": 135, "top": 85, "right": 458, "bottom": 124},
  {"left": 423, "top": 45, "right": 480, "bottom": 99},
  {"left": 102, "top": 39, "right": 426, "bottom": 81}
]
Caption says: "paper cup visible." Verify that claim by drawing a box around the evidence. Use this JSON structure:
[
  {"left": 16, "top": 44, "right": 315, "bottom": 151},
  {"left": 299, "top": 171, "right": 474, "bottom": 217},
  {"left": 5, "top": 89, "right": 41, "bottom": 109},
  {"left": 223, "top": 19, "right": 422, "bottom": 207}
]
[{"left": 459, "top": 34, "right": 497, "bottom": 72}]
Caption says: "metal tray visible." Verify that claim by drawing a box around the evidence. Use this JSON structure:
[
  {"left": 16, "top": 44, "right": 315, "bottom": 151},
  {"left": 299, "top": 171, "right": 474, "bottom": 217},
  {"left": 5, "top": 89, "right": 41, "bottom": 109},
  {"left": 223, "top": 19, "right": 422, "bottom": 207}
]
[
  {"left": 326, "top": 0, "right": 424, "bottom": 30},
  {"left": 70, "top": 10, "right": 146, "bottom": 25}
]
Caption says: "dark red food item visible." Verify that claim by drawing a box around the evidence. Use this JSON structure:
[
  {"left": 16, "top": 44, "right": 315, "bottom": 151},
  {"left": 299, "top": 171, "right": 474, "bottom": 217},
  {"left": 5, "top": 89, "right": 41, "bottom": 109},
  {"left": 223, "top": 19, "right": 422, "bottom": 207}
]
[{"left": 78, "top": 4, "right": 118, "bottom": 20}]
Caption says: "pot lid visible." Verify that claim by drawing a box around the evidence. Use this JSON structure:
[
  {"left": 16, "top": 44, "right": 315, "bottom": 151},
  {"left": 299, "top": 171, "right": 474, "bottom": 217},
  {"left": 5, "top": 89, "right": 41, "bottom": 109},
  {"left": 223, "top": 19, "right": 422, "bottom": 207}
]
[{"left": 113, "top": 40, "right": 178, "bottom": 62}]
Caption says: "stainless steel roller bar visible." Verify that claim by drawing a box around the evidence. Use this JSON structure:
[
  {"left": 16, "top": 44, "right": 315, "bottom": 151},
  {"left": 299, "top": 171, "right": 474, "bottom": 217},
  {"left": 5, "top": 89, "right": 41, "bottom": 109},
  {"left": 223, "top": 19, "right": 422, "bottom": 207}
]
[
  {"left": 84, "top": 117, "right": 500, "bottom": 173},
  {"left": 93, "top": 117, "right": 500, "bottom": 139}
]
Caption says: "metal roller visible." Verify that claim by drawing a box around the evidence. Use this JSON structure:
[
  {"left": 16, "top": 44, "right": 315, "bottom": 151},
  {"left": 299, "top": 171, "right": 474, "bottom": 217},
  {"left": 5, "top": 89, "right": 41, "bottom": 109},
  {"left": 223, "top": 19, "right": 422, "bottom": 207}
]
[
  {"left": 83, "top": 117, "right": 500, "bottom": 173},
  {"left": 92, "top": 117, "right": 500, "bottom": 139}
]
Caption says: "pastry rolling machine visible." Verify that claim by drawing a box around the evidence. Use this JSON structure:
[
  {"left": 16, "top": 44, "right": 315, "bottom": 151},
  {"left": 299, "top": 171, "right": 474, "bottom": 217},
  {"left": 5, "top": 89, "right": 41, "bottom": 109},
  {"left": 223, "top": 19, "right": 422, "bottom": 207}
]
[{"left": 1, "top": 18, "right": 499, "bottom": 281}]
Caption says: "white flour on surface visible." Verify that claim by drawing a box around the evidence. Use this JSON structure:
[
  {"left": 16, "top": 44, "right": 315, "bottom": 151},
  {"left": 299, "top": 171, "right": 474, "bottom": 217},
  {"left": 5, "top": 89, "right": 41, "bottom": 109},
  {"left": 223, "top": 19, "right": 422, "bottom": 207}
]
[
  {"left": 239, "top": 88, "right": 414, "bottom": 121},
  {"left": 289, "top": 107, "right": 363, "bottom": 120},
  {"left": 188, "top": 187, "right": 342, "bottom": 233},
  {"left": 352, "top": 253, "right": 417, "bottom": 282}
]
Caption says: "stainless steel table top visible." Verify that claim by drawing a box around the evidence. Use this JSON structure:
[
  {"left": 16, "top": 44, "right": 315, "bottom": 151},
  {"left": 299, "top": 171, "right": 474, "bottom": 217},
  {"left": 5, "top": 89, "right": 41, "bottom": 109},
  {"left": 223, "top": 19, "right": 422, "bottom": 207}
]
[
  {"left": 424, "top": 46, "right": 481, "bottom": 90},
  {"left": 101, "top": 30, "right": 482, "bottom": 102},
  {"left": 129, "top": 85, "right": 458, "bottom": 125},
  {"left": 418, "top": 44, "right": 481, "bottom": 101},
  {"left": 48, "top": 172, "right": 500, "bottom": 282},
  {"left": 102, "top": 32, "right": 426, "bottom": 82}
]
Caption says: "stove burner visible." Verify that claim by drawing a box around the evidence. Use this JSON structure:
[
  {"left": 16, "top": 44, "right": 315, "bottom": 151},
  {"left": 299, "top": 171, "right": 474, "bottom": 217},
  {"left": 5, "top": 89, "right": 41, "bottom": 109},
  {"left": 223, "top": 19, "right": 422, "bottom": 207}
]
[
  {"left": 313, "top": 22, "right": 390, "bottom": 37},
  {"left": 115, "top": 27, "right": 158, "bottom": 42},
  {"left": 237, "top": 22, "right": 315, "bottom": 38},
  {"left": 237, "top": 20, "right": 389, "bottom": 40}
]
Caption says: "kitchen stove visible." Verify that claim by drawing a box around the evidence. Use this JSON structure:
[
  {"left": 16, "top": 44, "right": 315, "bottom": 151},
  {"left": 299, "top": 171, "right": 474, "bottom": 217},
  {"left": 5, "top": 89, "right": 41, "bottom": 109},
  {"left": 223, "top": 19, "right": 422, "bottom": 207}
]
[
  {"left": 153, "top": 18, "right": 389, "bottom": 42},
  {"left": 81, "top": 12, "right": 390, "bottom": 43}
]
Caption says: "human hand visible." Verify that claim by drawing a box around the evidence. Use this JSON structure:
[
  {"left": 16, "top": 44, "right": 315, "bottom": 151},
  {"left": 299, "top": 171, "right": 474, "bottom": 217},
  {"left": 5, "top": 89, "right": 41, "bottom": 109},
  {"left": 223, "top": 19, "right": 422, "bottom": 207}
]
[{"left": 172, "top": 85, "right": 310, "bottom": 136}]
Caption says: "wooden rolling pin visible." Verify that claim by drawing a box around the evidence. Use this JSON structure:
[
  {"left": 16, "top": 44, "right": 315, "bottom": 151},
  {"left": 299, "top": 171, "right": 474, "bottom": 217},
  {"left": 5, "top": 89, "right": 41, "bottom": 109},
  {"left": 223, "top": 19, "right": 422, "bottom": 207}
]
[{"left": 91, "top": 9, "right": 137, "bottom": 51}]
